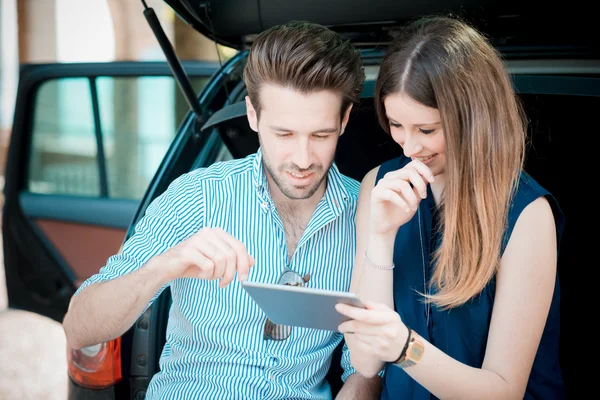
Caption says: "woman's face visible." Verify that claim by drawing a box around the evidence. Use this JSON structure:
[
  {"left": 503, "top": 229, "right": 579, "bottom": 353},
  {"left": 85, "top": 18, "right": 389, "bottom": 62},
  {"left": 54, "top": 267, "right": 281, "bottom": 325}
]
[{"left": 384, "top": 92, "right": 446, "bottom": 177}]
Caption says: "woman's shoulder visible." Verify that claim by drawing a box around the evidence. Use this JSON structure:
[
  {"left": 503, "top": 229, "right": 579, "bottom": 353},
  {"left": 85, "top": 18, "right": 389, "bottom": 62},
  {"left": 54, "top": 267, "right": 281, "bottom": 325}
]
[
  {"left": 513, "top": 171, "right": 563, "bottom": 221},
  {"left": 504, "top": 171, "right": 565, "bottom": 252},
  {"left": 515, "top": 171, "right": 551, "bottom": 199}
]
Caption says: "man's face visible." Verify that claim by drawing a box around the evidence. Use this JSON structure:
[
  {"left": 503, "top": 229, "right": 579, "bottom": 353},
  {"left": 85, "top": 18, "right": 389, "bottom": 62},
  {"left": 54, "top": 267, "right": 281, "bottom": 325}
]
[{"left": 246, "top": 84, "right": 351, "bottom": 200}]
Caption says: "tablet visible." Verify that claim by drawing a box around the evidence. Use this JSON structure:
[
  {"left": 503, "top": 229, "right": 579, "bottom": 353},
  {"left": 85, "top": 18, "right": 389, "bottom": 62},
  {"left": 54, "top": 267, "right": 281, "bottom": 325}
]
[{"left": 241, "top": 280, "right": 365, "bottom": 332}]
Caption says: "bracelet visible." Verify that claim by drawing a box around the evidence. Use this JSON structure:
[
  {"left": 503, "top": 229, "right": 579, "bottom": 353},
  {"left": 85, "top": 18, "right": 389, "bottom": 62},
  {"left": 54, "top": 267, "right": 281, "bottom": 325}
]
[
  {"left": 364, "top": 251, "right": 395, "bottom": 270},
  {"left": 393, "top": 328, "right": 413, "bottom": 364}
]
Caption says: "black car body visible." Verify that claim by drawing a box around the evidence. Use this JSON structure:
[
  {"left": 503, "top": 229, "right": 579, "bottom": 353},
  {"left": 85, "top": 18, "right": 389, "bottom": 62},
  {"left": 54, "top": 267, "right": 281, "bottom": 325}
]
[{"left": 3, "top": 1, "right": 598, "bottom": 399}]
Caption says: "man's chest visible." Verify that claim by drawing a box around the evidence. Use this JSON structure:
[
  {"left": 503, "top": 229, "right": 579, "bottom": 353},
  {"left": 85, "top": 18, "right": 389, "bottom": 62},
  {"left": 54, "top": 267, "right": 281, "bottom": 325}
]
[
  {"left": 169, "top": 211, "right": 356, "bottom": 329},
  {"left": 203, "top": 200, "right": 354, "bottom": 281}
]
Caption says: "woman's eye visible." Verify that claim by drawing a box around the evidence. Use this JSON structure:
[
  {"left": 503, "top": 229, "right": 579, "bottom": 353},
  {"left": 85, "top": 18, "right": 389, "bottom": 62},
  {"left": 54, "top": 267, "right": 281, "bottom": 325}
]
[{"left": 419, "top": 129, "right": 435, "bottom": 134}]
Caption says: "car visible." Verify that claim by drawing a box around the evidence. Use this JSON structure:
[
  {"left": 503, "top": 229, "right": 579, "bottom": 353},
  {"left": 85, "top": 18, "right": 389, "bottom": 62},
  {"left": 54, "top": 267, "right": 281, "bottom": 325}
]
[{"left": 3, "top": 0, "right": 598, "bottom": 399}]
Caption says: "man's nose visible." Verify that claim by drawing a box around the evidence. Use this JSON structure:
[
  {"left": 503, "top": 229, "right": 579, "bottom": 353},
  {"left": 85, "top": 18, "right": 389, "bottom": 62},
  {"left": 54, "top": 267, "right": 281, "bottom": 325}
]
[{"left": 291, "top": 138, "right": 312, "bottom": 169}]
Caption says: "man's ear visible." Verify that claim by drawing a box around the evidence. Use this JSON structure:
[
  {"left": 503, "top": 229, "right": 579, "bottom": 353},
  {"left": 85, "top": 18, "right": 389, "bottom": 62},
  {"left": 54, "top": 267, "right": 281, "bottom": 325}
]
[
  {"left": 340, "top": 104, "right": 353, "bottom": 136},
  {"left": 246, "top": 96, "right": 259, "bottom": 133}
]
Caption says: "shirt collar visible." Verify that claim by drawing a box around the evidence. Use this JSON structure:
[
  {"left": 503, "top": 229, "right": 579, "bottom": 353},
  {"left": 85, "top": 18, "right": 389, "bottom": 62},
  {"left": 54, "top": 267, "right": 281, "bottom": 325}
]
[
  {"left": 252, "top": 147, "right": 268, "bottom": 192},
  {"left": 323, "top": 162, "right": 351, "bottom": 216},
  {"left": 252, "top": 148, "right": 351, "bottom": 214}
]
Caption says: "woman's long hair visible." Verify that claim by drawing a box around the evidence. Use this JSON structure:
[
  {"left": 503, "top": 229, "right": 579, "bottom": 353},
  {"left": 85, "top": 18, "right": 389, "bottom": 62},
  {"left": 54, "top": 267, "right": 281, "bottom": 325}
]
[{"left": 375, "top": 16, "right": 526, "bottom": 309}]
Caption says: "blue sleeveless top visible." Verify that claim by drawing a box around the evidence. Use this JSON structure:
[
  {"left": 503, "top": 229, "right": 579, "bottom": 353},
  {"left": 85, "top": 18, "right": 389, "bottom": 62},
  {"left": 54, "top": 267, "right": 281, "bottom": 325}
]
[{"left": 376, "top": 156, "right": 565, "bottom": 400}]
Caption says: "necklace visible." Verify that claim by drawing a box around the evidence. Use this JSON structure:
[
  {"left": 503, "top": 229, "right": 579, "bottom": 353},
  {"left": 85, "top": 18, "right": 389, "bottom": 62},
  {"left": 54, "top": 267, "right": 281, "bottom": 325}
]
[{"left": 417, "top": 207, "right": 431, "bottom": 327}]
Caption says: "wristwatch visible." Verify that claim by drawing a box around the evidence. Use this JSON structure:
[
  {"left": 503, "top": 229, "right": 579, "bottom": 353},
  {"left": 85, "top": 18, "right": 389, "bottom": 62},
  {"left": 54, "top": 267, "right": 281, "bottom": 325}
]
[{"left": 394, "top": 329, "right": 425, "bottom": 368}]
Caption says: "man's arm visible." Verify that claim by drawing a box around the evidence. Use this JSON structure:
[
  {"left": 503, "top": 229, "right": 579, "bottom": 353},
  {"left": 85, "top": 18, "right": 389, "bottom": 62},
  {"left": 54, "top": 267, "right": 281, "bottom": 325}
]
[
  {"left": 62, "top": 174, "right": 194, "bottom": 350},
  {"left": 63, "top": 226, "right": 254, "bottom": 350},
  {"left": 63, "top": 256, "right": 172, "bottom": 350},
  {"left": 337, "top": 335, "right": 384, "bottom": 399},
  {"left": 335, "top": 374, "right": 382, "bottom": 400},
  {"left": 62, "top": 174, "right": 254, "bottom": 351}
]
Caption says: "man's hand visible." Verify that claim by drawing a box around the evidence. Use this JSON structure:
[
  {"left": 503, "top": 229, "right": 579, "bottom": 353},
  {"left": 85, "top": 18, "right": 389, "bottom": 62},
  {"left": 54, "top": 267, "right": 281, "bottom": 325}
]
[
  {"left": 335, "top": 373, "right": 382, "bottom": 399},
  {"left": 154, "top": 227, "right": 255, "bottom": 287}
]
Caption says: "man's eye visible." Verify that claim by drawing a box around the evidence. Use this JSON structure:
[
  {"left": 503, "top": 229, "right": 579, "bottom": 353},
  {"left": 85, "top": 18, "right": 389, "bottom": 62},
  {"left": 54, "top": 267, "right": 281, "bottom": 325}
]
[
  {"left": 276, "top": 133, "right": 292, "bottom": 137},
  {"left": 419, "top": 129, "right": 435, "bottom": 134},
  {"left": 313, "top": 135, "right": 329, "bottom": 140}
]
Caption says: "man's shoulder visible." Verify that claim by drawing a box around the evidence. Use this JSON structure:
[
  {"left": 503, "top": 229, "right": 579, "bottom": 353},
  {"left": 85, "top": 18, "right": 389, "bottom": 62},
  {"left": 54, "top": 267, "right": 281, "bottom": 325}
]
[
  {"left": 337, "top": 172, "right": 361, "bottom": 201},
  {"left": 185, "top": 154, "right": 255, "bottom": 184},
  {"left": 160, "top": 155, "right": 255, "bottom": 206}
]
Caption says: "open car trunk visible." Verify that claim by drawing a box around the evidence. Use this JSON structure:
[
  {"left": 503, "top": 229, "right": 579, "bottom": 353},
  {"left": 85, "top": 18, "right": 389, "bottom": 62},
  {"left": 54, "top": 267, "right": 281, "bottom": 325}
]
[{"left": 165, "top": 0, "right": 597, "bottom": 53}]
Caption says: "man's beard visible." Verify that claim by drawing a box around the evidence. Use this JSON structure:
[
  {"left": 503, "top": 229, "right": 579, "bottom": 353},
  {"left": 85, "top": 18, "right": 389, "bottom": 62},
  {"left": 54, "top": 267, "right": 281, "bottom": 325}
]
[{"left": 261, "top": 148, "right": 336, "bottom": 200}]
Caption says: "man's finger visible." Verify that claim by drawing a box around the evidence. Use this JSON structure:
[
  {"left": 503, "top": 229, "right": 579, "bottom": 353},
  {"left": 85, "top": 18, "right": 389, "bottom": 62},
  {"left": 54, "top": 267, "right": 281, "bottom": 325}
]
[
  {"left": 213, "top": 228, "right": 253, "bottom": 282},
  {"left": 182, "top": 249, "right": 214, "bottom": 278},
  {"left": 206, "top": 236, "right": 237, "bottom": 285},
  {"left": 196, "top": 240, "right": 226, "bottom": 281}
]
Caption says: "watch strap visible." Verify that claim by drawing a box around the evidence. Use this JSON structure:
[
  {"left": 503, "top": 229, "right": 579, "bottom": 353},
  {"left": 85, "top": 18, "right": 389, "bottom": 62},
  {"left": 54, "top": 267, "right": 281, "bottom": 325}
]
[{"left": 393, "top": 328, "right": 412, "bottom": 364}]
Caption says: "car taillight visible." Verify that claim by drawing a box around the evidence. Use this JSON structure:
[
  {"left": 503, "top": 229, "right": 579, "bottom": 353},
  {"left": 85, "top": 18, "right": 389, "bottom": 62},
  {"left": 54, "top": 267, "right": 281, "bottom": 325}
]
[{"left": 67, "top": 338, "right": 122, "bottom": 389}]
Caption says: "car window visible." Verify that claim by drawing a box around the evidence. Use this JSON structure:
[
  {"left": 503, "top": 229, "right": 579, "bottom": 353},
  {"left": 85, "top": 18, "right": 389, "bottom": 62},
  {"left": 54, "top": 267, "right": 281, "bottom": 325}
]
[
  {"left": 28, "top": 75, "right": 214, "bottom": 200},
  {"left": 29, "top": 78, "right": 98, "bottom": 196}
]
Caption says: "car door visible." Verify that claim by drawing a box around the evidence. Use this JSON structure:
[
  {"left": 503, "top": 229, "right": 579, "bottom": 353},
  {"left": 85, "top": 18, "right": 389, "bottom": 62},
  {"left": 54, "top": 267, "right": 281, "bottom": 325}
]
[{"left": 2, "top": 61, "right": 219, "bottom": 323}]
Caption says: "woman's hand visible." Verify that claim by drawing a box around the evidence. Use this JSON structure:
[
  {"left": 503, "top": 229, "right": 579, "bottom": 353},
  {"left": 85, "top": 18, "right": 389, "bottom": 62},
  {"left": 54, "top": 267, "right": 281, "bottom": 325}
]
[
  {"left": 369, "top": 160, "right": 434, "bottom": 236},
  {"left": 336, "top": 301, "right": 410, "bottom": 363}
]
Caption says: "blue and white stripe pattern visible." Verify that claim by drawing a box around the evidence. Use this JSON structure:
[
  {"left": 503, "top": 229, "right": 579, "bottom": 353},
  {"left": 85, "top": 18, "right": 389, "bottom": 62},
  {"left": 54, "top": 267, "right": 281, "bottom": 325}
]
[{"left": 74, "top": 149, "right": 360, "bottom": 399}]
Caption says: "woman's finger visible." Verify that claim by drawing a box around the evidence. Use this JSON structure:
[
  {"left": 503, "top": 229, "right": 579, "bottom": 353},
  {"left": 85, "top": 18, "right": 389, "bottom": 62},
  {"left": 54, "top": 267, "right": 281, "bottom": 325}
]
[
  {"left": 372, "top": 185, "right": 411, "bottom": 213},
  {"left": 378, "top": 178, "right": 420, "bottom": 210},
  {"left": 335, "top": 303, "right": 396, "bottom": 325}
]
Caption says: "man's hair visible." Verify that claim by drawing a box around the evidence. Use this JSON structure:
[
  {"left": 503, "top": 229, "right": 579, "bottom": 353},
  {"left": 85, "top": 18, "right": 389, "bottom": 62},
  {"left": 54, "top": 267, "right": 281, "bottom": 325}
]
[{"left": 243, "top": 21, "right": 365, "bottom": 119}]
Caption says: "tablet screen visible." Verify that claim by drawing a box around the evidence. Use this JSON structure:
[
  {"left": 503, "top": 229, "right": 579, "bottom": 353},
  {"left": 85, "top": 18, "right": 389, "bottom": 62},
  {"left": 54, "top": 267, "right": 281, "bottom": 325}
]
[{"left": 242, "top": 281, "right": 365, "bottom": 331}]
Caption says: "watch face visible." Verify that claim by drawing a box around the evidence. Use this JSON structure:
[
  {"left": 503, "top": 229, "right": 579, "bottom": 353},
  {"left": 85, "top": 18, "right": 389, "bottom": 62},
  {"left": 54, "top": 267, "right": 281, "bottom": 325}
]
[
  {"left": 410, "top": 343, "right": 424, "bottom": 362},
  {"left": 395, "top": 331, "right": 425, "bottom": 368}
]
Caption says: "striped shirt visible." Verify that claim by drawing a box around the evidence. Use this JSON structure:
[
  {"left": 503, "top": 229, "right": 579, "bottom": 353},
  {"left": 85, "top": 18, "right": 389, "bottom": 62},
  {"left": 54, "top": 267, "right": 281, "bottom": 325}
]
[{"left": 75, "top": 149, "right": 360, "bottom": 399}]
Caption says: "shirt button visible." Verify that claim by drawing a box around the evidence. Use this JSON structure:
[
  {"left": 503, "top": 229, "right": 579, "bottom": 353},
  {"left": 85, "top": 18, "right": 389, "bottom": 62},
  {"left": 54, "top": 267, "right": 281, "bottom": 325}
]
[{"left": 269, "top": 374, "right": 275, "bottom": 380}]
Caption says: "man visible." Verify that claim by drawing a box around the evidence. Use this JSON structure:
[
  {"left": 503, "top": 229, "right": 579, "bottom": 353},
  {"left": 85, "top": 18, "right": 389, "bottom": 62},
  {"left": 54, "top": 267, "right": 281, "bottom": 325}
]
[{"left": 62, "top": 21, "right": 381, "bottom": 399}]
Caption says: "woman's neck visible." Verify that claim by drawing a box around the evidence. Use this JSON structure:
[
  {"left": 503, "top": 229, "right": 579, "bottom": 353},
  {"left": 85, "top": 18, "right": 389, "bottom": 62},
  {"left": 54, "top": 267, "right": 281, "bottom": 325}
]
[{"left": 430, "top": 173, "right": 446, "bottom": 206}]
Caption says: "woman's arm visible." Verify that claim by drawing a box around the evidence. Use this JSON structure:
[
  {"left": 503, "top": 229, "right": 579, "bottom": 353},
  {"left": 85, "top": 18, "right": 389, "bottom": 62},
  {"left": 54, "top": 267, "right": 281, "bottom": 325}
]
[
  {"left": 339, "top": 196, "right": 558, "bottom": 399},
  {"left": 345, "top": 161, "right": 434, "bottom": 377},
  {"left": 343, "top": 166, "right": 397, "bottom": 377}
]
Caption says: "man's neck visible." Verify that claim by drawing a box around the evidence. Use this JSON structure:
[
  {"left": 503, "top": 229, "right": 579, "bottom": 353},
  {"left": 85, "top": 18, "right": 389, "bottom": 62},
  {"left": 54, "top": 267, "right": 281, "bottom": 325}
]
[
  {"left": 269, "top": 180, "right": 327, "bottom": 260},
  {"left": 270, "top": 181, "right": 326, "bottom": 217}
]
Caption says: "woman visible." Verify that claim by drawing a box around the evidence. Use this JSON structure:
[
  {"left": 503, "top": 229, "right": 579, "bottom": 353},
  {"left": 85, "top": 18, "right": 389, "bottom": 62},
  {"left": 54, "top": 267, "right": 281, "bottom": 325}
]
[{"left": 336, "top": 16, "right": 565, "bottom": 399}]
